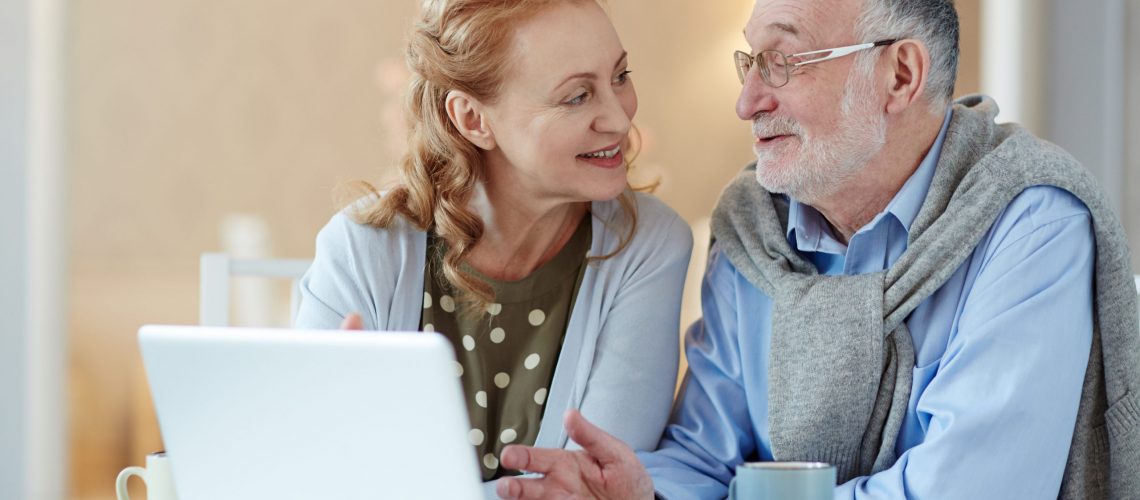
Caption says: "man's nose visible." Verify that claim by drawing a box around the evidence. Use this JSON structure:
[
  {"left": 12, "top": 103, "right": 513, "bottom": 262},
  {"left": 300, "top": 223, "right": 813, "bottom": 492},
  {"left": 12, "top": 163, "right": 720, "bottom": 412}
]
[{"left": 736, "top": 68, "right": 778, "bottom": 121}]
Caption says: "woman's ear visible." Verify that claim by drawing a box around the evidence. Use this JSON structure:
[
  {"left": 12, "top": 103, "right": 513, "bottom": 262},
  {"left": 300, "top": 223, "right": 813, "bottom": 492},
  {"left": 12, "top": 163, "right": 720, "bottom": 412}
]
[{"left": 445, "top": 90, "right": 496, "bottom": 150}]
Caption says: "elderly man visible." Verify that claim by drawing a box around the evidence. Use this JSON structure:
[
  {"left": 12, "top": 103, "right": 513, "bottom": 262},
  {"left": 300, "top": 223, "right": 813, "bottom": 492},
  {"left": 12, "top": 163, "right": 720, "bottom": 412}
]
[{"left": 495, "top": 0, "right": 1140, "bottom": 499}]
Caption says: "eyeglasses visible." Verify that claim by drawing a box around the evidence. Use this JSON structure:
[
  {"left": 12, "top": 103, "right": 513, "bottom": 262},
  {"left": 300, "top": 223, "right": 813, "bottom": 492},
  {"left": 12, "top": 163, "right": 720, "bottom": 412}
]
[{"left": 733, "top": 39, "right": 898, "bottom": 87}]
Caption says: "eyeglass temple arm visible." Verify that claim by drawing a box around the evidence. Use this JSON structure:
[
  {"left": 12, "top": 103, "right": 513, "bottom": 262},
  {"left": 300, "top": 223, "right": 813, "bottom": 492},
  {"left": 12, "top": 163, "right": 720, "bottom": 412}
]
[{"left": 791, "top": 39, "right": 898, "bottom": 67}]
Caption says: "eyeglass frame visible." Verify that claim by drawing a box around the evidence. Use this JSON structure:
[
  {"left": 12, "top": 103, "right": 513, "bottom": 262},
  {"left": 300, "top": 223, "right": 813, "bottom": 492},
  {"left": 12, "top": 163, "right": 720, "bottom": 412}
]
[{"left": 734, "top": 39, "right": 899, "bottom": 87}]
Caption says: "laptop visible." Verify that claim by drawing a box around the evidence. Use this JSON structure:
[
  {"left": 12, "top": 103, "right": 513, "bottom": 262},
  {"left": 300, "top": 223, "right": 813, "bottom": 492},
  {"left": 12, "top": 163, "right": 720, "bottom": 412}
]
[{"left": 138, "top": 325, "right": 484, "bottom": 500}]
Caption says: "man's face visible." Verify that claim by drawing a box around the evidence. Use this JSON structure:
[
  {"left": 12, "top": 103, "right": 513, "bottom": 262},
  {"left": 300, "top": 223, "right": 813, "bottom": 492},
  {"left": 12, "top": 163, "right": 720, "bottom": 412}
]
[{"left": 737, "top": 0, "right": 888, "bottom": 204}]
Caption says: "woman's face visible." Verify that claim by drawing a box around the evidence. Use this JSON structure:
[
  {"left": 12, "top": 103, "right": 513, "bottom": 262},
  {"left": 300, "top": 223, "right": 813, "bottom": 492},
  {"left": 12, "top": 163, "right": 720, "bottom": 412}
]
[{"left": 481, "top": 0, "right": 637, "bottom": 206}]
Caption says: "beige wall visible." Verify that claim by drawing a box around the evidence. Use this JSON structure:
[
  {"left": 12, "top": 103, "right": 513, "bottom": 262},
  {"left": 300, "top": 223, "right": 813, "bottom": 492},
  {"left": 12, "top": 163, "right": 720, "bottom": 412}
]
[
  {"left": 67, "top": 1, "right": 981, "bottom": 497},
  {"left": 68, "top": 2, "right": 419, "bottom": 497}
]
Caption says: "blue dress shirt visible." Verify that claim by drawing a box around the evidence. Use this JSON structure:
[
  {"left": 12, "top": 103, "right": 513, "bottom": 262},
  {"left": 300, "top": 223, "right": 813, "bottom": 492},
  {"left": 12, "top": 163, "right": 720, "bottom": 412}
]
[{"left": 641, "top": 110, "right": 1095, "bottom": 499}]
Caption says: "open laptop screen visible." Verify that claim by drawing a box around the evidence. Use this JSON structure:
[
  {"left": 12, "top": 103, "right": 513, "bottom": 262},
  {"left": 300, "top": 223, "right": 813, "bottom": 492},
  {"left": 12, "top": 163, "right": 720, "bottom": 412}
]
[{"left": 139, "top": 325, "right": 483, "bottom": 500}]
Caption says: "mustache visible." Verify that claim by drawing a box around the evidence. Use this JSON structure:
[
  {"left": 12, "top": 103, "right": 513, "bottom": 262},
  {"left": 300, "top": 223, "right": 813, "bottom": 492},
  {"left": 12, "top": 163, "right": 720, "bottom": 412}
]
[{"left": 751, "top": 115, "right": 802, "bottom": 138}]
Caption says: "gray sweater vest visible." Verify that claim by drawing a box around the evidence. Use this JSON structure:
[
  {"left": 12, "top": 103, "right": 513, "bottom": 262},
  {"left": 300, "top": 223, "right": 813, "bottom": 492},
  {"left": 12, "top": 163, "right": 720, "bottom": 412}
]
[{"left": 711, "top": 95, "right": 1139, "bottom": 498}]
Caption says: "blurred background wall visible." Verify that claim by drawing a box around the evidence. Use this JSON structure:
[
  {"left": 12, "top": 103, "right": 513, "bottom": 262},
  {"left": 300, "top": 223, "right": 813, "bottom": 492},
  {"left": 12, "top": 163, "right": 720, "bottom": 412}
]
[
  {"left": 8, "top": 0, "right": 1140, "bottom": 498},
  {"left": 66, "top": 2, "right": 415, "bottom": 492}
]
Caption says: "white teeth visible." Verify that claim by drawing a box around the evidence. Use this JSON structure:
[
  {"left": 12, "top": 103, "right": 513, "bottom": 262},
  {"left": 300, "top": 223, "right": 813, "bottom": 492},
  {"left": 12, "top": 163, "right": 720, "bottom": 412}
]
[{"left": 581, "top": 145, "right": 621, "bottom": 159}]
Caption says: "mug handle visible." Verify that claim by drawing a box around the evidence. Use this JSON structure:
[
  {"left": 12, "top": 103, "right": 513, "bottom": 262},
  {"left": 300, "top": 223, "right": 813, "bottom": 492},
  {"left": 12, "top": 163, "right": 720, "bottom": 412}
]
[{"left": 115, "top": 466, "right": 147, "bottom": 500}]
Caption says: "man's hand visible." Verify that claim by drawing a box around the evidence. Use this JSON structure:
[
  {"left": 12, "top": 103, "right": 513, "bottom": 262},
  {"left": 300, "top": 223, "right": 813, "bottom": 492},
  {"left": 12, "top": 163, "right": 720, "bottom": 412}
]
[
  {"left": 339, "top": 313, "right": 363, "bottom": 330},
  {"left": 496, "top": 410, "right": 655, "bottom": 500}
]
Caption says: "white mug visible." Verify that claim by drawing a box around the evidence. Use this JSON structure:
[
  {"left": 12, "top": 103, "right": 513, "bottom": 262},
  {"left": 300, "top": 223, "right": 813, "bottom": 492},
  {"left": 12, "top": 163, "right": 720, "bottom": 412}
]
[{"left": 116, "top": 451, "right": 178, "bottom": 500}]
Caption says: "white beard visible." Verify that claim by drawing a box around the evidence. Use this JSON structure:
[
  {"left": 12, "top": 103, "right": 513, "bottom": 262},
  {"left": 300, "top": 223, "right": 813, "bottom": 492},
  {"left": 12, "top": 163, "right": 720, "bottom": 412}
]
[{"left": 751, "top": 65, "right": 887, "bottom": 204}]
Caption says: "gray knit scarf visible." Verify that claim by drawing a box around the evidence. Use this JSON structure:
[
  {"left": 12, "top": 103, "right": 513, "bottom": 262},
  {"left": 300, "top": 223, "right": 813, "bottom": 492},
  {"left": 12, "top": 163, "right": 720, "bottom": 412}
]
[{"left": 710, "top": 95, "right": 1139, "bottom": 498}]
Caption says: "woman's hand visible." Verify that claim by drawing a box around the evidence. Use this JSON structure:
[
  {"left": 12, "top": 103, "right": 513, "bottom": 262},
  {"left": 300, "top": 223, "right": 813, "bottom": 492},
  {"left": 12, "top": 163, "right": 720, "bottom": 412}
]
[{"left": 339, "top": 313, "right": 363, "bottom": 330}]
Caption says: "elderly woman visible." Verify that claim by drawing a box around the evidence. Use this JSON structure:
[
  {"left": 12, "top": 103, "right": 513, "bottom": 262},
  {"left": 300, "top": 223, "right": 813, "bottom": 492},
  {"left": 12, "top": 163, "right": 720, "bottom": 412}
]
[{"left": 295, "top": 0, "right": 692, "bottom": 494}]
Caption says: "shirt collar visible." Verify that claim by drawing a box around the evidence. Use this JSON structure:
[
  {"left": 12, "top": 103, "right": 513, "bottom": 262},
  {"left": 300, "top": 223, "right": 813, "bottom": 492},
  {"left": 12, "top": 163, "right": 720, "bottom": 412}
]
[{"left": 786, "top": 108, "right": 954, "bottom": 253}]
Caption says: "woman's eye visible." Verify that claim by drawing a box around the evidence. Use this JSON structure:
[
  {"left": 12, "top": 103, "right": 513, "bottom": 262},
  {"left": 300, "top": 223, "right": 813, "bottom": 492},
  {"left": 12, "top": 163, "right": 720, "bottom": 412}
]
[
  {"left": 614, "top": 69, "right": 632, "bottom": 85},
  {"left": 566, "top": 91, "right": 590, "bottom": 106}
]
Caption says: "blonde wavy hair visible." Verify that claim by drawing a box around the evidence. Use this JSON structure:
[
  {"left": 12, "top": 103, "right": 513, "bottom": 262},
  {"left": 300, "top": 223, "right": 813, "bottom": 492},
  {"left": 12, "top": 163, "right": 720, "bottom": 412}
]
[{"left": 352, "top": 0, "right": 647, "bottom": 309}]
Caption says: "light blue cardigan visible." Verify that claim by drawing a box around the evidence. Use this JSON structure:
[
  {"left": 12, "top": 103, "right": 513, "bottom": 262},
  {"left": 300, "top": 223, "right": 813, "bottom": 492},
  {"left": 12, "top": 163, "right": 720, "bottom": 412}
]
[{"left": 295, "top": 192, "right": 693, "bottom": 496}]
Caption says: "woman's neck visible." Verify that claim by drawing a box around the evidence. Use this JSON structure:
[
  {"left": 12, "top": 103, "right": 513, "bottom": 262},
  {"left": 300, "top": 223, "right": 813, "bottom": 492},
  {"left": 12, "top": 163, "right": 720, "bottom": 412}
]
[{"left": 463, "top": 184, "right": 588, "bottom": 281}]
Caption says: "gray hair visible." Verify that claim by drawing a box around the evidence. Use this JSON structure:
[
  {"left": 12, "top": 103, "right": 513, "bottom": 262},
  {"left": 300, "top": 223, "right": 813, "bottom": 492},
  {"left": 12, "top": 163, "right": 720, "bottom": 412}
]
[{"left": 852, "top": 0, "right": 959, "bottom": 113}]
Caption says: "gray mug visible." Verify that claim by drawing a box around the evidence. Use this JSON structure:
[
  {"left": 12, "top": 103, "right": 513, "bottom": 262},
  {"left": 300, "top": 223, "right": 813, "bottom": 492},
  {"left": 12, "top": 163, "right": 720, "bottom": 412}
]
[{"left": 728, "top": 462, "right": 835, "bottom": 500}]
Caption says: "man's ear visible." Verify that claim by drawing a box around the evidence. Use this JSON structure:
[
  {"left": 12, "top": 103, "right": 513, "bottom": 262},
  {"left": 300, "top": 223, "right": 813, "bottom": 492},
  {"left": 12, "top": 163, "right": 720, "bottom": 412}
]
[
  {"left": 883, "top": 39, "right": 931, "bottom": 114},
  {"left": 445, "top": 90, "right": 496, "bottom": 150}
]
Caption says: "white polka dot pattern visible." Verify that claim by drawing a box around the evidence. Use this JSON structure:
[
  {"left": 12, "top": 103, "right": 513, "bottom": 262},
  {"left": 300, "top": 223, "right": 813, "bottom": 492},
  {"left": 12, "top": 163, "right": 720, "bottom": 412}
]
[
  {"left": 528, "top": 309, "right": 546, "bottom": 326},
  {"left": 469, "top": 429, "right": 484, "bottom": 446},
  {"left": 423, "top": 323, "right": 435, "bottom": 332},
  {"left": 494, "top": 372, "right": 510, "bottom": 389},
  {"left": 440, "top": 295, "right": 456, "bottom": 313},
  {"left": 422, "top": 214, "right": 590, "bottom": 482},
  {"left": 500, "top": 428, "right": 517, "bottom": 444},
  {"left": 489, "top": 327, "right": 506, "bottom": 344}
]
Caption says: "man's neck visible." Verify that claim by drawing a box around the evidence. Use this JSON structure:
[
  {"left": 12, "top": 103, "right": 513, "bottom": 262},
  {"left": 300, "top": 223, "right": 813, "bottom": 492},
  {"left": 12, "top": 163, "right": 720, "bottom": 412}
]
[{"left": 811, "top": 110, "right": 945, "bottom": 244}]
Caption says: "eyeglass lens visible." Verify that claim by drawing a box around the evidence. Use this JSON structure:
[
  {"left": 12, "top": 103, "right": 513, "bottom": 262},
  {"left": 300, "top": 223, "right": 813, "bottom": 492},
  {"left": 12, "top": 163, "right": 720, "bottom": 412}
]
[{"left": 735, "top": 50, "right": 789, "bottom": 87}]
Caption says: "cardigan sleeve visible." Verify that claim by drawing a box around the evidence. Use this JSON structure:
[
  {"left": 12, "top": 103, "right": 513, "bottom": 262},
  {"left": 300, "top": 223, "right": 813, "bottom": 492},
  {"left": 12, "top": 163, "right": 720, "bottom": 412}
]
[
  {"left": 573, "top": 200, "right": 694, "bottom": 452},
  {"left": 295, "top": 212, "right": 383, "bottom": 331}
]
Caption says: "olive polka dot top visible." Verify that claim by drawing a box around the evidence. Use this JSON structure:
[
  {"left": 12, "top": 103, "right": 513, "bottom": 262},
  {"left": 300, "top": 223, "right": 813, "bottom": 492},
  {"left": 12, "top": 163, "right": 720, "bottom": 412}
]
[{"left": 421, "top": 216, "right": 591, "bottom": 481}]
